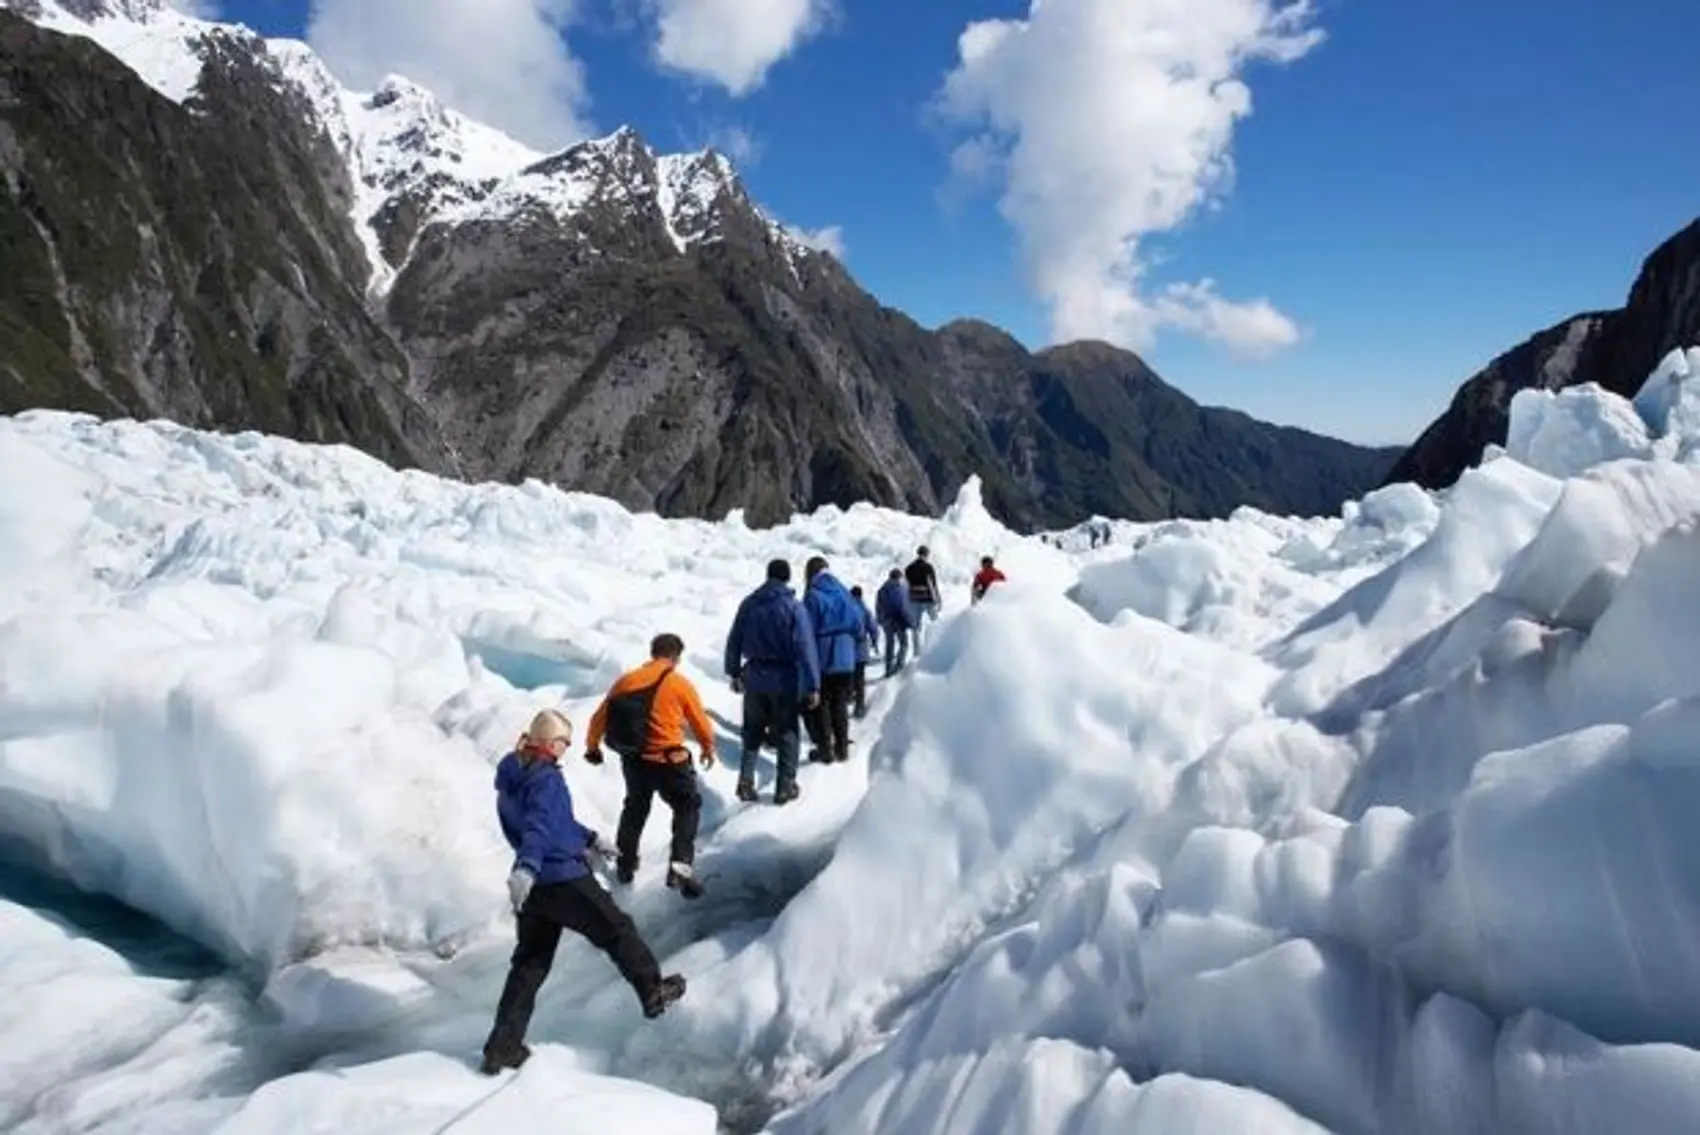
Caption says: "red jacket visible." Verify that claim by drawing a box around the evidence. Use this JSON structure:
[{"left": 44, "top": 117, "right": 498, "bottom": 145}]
[{"left": 971, "top": 566, "right": 1006, "bottom": 602}]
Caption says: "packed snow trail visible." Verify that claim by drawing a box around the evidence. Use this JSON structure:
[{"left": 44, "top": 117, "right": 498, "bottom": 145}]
[{"left": 10, "top": 351, "right": 1700, "bottom": 1132}]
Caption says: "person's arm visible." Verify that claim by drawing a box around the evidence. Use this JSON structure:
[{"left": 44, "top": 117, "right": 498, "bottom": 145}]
[
  {"left": 793, "top": 602, "right": 821, "bottom": 695},
  {"left": 724, "top": 600, "right": 746, "bottom": 680},
  {"left": 585, "top": 690, "right": 611, "bottom": 753},
  {"left": 556, "top": 772, "right": 595, "bottom": 849},
  {"left": 517, "top": 773, "right": 572, "bottom": 876},
  {"left": 680, "top": 680, "right": 716, "bottom": 758}
]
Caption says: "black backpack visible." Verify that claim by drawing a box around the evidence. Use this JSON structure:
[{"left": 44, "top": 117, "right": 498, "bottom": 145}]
[{"left": 602, "top": 666, "right": 674, "bottom": 758}]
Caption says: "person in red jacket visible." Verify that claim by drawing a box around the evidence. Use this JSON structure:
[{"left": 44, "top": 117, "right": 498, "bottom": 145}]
[{"left": 970, "top": 556, "right": 1006, "bottom": 605}]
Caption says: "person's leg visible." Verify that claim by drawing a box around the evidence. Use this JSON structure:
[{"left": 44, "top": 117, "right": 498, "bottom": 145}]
[
  {"left": 803, "top": 694, "right": 828, "bottom": 761},
  {"left": 853, "top": 661, "right": 867, "bottom": 717},
  {"left": 824, "top": 672, "right": 853, "bottom": 762},
  {"left": 482, "top": 894, "right": 564, "bottom": 1067},
  {"left": 555, "top": 876, "right": 663, "bottom": 1003},
  {"left": 737, "top": 689, "right": 766, "bottom": 798},
  {"left": 646, "top": 758, "right": 704, "bottom": 898},
  {"left": 883, "top": 627, "right": 898, "bottom": 677},
  {"left": 772, "top": 691, "right": 801, "bottom": 801},
  {"left": 615, "top": 755, "right": 655, "bottom": 880}
]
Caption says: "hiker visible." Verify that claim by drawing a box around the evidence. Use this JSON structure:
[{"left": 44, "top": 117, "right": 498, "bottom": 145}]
[
  {"left": 875, "top": 568, "right": 915, "bottom": 676},
  {"left": 850, "top": 585, "right": 879, "bottom": 719},
  {"left": 904, "top": 545, "right": 941, "bottom": 647},
  {"left": 584, "top": 634, "right": 715, "bottom": 900},
  {"left": 802, "top": 556, "right": 861, "bottom": 764},
  {"left": 482, "top": 709, "right": 686, "bottom": 1076},
  {"left": 970, "top": 555, "right": 1007, "bottom": 605},
  {"left": 724, "top": 559, "right": 820, "bottom": 805}
]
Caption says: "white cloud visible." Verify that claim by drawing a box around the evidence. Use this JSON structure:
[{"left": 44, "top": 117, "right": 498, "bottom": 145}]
[
  {"left": 708, "top": 124, "right": 762, "bottom": 166},
  {"left": 165, "top": 0, "right": 220, "bottom": 16},
  {"left": 785, "top": 223, "right": 846, "bottom": 259},
  {"left": 937, "top": 0, "right": 1323, "bottom": 359},
  {"left": 650, "top": 0, "right": 831, "bottom": 95},
  {"left": 306, "top": 0, "right": 592, "bottom": 151},
  {"left": 1153, "top": 279, "right": 1302, "bottom": 361}
]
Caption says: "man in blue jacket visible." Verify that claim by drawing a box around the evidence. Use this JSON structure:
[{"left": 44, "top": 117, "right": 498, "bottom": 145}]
[
  {"left": 802, "top": 556, "right": 861, "bottom": 764},
  {"left": 482, "top": 709, "right": 685, "bottom": 1075},
  {"left": 875, "top": 568, "right": 915, "bottom": 677},
  {"left": 849, "top": 585, "right": 879, "bottom": 719},
  {"left": 724, "top": 559, "right": 820, "bottom": 805}
]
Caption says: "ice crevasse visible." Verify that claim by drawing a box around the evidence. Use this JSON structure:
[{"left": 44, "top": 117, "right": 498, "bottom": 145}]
[{"left": 1, "top": 350, "right": 1700, "bottom": 1132}]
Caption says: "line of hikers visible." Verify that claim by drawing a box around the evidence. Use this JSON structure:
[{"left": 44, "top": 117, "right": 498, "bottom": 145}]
[{"left": 477, "top": 547, "right": 1006, "bottom": 1074}]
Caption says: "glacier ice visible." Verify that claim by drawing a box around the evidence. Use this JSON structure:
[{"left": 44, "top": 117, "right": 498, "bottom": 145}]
[{"left": 5, "top": 346, "right": 1700, "bottom": 1131}]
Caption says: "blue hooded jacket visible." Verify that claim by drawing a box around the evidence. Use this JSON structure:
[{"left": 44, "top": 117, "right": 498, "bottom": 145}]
[
  {"left": 725, "top": 580, "right": 822, "bottom": 697},
  {"left": 805, "top": 571, "right": 863, "bottom": 676},
  {"left": 855, "top": 597, "right": 878, "bottom": 664},
  {"left": 876, "top": 578, "right": 915, "bottom": 631},
  {"left": 495, "top": 752, "right": 594, "bottom": 884}
]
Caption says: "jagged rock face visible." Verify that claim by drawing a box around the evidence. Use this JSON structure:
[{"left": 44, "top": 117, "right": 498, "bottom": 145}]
[
  {"left": 0, "top": 1, "right": 1400, "bottom": 531},
  {"left": 388, "top": 158, "right": 945, "bottom": 524},
  {"left": 1389, "top": 217, "right": 1700, "bottom": 490},
  {"left": 0, "top": 11, "right": 450, "bottom": 471}
]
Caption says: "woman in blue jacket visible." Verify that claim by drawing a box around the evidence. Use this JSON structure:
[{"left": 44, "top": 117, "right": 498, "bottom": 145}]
[{"left": 481, "top": 709, "right": 685, "bottom": 1075}]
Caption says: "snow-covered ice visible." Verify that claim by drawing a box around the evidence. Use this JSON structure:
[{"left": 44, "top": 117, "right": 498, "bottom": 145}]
[{"left": 9, "top": 340, "right": 1700, "bottom": 1132}]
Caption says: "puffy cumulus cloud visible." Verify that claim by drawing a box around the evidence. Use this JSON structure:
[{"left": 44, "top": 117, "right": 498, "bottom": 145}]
[
  {"left": 785, "top": 223, "right": 847, "bottom": 259},
  {"left": 938, "top": 0, "right": 1323, "bottom": 360},
  {"left": 650, "top": 0, "right": 832, "bottom": 95},
  {"left": 306, "top": 0, "right": 592, "bottom": 150}
]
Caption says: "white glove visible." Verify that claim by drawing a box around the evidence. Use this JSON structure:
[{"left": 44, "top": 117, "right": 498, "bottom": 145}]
[{"left": 507, "top": 867, "right": 535, "bottom": 915}]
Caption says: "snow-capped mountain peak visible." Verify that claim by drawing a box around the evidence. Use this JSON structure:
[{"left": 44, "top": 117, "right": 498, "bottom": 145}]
[
  {"left": 16, "top": 0, "right": 217, "bottom": 103},
  {"left": 37, "top": 0, "right": 172, "bottom": 23},
  {"left": 9, "top": 0, "right": 833, "bottom": 291}
]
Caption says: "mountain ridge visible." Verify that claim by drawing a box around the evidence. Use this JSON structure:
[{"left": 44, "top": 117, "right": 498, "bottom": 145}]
[
  {"left": 0, "top": 0, "right": 1400, "bottom": 530},
  {"left": 1389, "top": 216, "right": 1700, "bottom": 490}
]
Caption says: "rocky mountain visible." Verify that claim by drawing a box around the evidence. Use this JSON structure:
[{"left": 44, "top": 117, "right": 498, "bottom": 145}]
[
  {"left": 0, "top": 0, "right": 1399, "bottom": 529},
  {"left": 1389, "top": 216, "right": 1700, "bottom": 489}
]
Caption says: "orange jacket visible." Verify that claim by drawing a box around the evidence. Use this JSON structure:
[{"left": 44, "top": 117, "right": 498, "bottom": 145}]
[{"left": 586, "top": 659, "right": 715, "bottom": 763}]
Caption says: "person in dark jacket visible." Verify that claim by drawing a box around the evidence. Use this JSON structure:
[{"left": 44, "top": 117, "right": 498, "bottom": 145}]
[
  {"left": 482, "top": 709, "right": 685, "bottom": 1076},
  {"left": 904, "top": 546, "right": 941, "bottom": 649},
  {"left": 849, "top": 585, "right": 879, "bottom": 719},
  {"left": 875, "top": 568, "right": 915, "bottom": 676},
  {"left": 802, "top": 556, "right": 860, "bottom": 764},
  {"left": 724, "top": 559, "right": 821, "bottom": 804}
]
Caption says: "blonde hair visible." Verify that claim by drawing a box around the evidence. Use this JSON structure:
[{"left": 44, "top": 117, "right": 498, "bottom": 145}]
[{"left": 518, "top": 708, "right": 572, "bottom": 752}]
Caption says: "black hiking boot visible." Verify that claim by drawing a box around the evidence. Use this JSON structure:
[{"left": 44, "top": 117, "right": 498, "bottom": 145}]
[
  {"left": 479, "top": 1044, "right": 531, "bottom": 1076},
  {"left": 736, "top": 780, "right": 759, "bottom": 803},
  {"left": 642, "top": 974, "right": 687, "bottom": 1019},
  {"left": 773, "top": 782, "right": 800, "bottom": 806},
  {"left": 616, "top": 858, "right": 637, "bottom": 886},
  {"left": 808, "top": 746, "right": 828, "bottom": 764},
  {"left": 666, "top": 863, "right": 704, "bottom": 900}
]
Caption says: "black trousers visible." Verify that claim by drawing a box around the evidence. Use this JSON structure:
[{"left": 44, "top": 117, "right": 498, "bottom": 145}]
[
  {"left": 740, "top": 689, "right": 801, "bottom": 790},
  {"left": 853, "top": 662, "right": 867, "bottom": 715},
  {"left": 616, "top": 754, "right": 702, "bottom": 868},
  {"left": 804, "top": 671, "right": 855, "bottom": 762},
  {"left": 483, "top": 876, "right": 661, "bottom": 1059}
]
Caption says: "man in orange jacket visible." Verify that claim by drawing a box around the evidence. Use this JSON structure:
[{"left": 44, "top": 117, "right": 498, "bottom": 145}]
[{"left": 585, "top": 633, "right": 717, "bottom": 900}]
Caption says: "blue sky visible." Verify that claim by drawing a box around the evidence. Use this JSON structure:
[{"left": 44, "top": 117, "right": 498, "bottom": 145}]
[{"left": 209, "top": 0, "right": 1699, "bottom": 446}]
